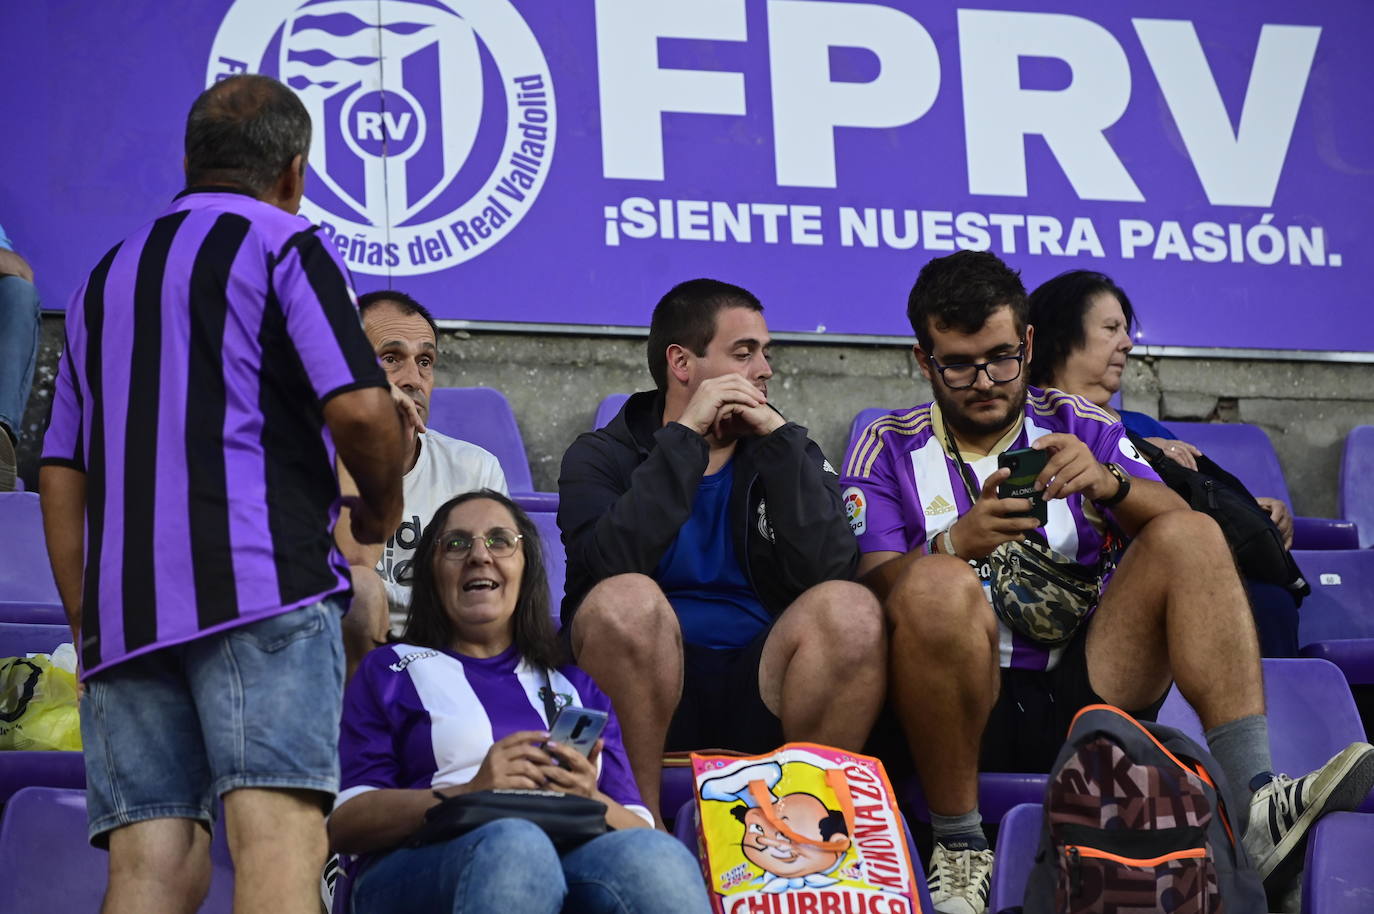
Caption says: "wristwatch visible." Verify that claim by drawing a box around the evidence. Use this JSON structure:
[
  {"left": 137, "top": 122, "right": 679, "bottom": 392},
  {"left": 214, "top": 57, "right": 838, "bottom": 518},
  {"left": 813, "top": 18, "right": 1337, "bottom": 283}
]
[{"left": 1097, "top": 462, "right": 1131, "bottom": 507}]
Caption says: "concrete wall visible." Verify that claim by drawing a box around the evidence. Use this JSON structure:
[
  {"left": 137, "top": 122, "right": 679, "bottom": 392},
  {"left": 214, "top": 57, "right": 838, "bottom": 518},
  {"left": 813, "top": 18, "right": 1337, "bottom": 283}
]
[{"left": 16, "top": 314, "right": 1373, "bottom": 518}]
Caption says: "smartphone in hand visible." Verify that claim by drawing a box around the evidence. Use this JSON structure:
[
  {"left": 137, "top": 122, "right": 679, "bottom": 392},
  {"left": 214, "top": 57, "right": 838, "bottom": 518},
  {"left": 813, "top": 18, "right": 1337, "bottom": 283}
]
[
  {"left": 544, "top": 706, "right": 608, "bottom": 765},
  {"left": 997, "top": 447, "right": 1049, "bottom": 525}
]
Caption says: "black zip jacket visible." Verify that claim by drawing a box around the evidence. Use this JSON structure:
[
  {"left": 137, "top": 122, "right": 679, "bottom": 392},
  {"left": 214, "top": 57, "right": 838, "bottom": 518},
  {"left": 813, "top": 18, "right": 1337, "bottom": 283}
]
[{"left": 556, "top": 390, "right": 858, "bottom": 629}]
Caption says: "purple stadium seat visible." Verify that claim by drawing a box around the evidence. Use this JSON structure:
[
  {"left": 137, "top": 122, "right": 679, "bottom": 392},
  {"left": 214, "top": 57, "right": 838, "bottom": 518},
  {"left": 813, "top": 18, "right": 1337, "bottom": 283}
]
[
  {"left": 425, "top": 387, "right": 558, "bottom": 511},
  {"left": 593, "top": 393, "right": 630, "bottom": 430},
  {"left": 1158, "top": 658, "right": 1371, "bottom": 812},
  {"left": 1301, "top": 812, "right": 1374, "bottom": 914},
  {"left": 527, "top": 511, "right": 565, "bottom": 623},
  {"left": 1169, "top": 422, "right": 1356, "bottom": 549},
  {"left": 0, "top": 787, "right": 235, "bottom": 912},
  {"left": 661, "top": 764, "right": 695, "bottom": 826},
  {"left": 1302, "top": 640, "right": 1374, "bottom": 687},
  {"left": 0, "top": 752, "right": 85, "bottom": 805},
  {"left": 0, "top": 621, "right": 71, "bottom": 658},
  {"left": 1295, "top": 549, "right": 1374, "bottom": 644},
  {"left": 899, "top": 771, "right": 1048, "bottom": 826},
  {"left": 673, "top": 797, "right": 936, "bottom": 910},
  {"left": 989, "top": 802, "right": 1042, "bottom": 913},
  {"left": 0, "top": 493, "right": 63, "bottom": 614},
  {"left": 1339, "top": 425, "right": 1374, "bottom": 549},
  {"left": 0, "top": 602, "right": 65, "bottom": 625}
]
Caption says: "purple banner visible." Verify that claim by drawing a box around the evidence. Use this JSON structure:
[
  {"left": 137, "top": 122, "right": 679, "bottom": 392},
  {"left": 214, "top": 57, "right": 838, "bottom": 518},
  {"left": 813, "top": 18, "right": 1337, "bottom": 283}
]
[{"left": 2, "top": 0, "right": 1370, "bottom": 350}]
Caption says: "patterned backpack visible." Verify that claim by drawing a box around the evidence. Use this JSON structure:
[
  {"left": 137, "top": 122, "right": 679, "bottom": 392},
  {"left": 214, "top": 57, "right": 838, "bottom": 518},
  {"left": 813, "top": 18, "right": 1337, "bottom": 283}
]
[{"left": 1022, "top": 704, "right": 1266, "bottom": 913}]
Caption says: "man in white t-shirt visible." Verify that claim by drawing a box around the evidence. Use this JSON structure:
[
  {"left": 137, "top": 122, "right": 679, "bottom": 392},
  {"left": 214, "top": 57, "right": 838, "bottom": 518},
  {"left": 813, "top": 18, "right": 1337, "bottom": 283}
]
[{"left": 337, "top": 291, "right": 507, "bottom": 675}]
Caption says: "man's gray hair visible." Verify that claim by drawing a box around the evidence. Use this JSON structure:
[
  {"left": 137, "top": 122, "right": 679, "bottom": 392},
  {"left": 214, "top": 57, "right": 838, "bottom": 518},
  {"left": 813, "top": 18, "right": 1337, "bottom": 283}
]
[{"left": 185, "top": 74, "right": 312, "bottom": 196}]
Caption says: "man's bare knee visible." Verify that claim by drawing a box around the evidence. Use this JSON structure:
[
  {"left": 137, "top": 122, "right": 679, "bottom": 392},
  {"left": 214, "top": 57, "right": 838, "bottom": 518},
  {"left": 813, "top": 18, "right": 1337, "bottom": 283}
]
[
  {"left": 106, "top": 819, "right": 212, "bottom": 912},
  {"left": 572, "top": 573, "right": 677, "bottom": 656},
  {"left": 1134, "top": 509, "right": 1230, "bottom": 563},
  {"left": 788, "top": 580, "right": 885, "bottom": 665},
  {"left": 887, "top": 555, "right": 995, "bottom": 647}
]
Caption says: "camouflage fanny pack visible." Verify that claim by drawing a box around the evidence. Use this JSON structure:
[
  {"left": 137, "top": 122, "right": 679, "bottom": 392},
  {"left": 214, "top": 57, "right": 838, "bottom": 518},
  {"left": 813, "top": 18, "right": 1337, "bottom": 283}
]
[{"left": 985, "top": 536, "right": 1103, "bottom": 646}]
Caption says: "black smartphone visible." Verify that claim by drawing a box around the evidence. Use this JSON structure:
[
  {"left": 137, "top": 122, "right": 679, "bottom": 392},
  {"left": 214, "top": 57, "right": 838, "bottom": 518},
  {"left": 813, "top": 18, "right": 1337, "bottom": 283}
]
[
  {"left": 997, "top": 447, "right": 1049, "bottom": 525},
  {"left": 544, "top": 706, "right": 608, "bottom": 764}
]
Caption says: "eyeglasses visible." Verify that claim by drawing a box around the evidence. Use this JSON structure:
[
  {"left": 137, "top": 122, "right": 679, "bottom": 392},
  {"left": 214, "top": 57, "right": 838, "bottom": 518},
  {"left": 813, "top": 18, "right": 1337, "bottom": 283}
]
[
  {"left": 440, "top": 528, "right": 524, "bottom": 560},
  {"left": 929, "top": 343, "right": 1026, "bottom": 390}
]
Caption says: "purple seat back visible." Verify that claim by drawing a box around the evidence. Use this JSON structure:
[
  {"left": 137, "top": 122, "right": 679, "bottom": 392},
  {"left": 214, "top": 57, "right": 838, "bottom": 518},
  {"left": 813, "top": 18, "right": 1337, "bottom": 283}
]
[
  {"left": 527, "top": 511, "right": 565, "bottom": 624},
  {"left": 0, "top": 622, "right": 71, "bottom": 658},
  {"left": 1339, "top": 426, "right": 1374, "bottom": 549},
  {"left": 0, "top": 602, "right": 66, "bottom": 625},
  {"left": 0, "top": 787, "right": 235, "bottom": 912},
  {"left": 899, "top": 771, "right": 1047, "bottom": 826},
  {"left": 593, "top": 393, "right": 630, "bottom": 430},
  {"left": 0, "top": 493, "right": 62, "bottom": 608},
  {"left": 1294, "top": 549, "right": 1374, "bottom": 645},
  {"left": 989, "top": 802, "right": 1042, "bottom": 913},
  {"left": 1167, "top": 422, "right": 1292, "bottom": 508},
  {"left": 1302, "top": 812, "right": 1374, "bottom": 914},
  {"left": 0, "top": 751, "right": 85, "bottom": 805},
  {"left": 1301, "top": 640, "right": 1374, "bottom": 687},
  {"left": 1158, "top": 658, "right": 1368, "bottom": 777},
  {"left": 661, "top": 765, "right": 695, "bottom": 827},
  {"left": 426, "top": 387, "right": 534, "bottom": 492}
]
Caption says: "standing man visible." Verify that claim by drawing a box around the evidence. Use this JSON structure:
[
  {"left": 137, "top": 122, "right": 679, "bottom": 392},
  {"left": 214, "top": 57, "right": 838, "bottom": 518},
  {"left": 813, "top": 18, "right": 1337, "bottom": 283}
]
[
  {"left": 39, "top": 75, "right": 408, "bottom": 914},
  {"left": 0, "top": 222, "right": 41, "bottom": 490},
  {"left": 337, "top": 289, "right": 508, "bottom": 676},
  {"left": 558, "top": 278, "right": 886, "bottom": 824},
  {"left": 841, "top": 250, "right": 1374, "bottom": 914}
]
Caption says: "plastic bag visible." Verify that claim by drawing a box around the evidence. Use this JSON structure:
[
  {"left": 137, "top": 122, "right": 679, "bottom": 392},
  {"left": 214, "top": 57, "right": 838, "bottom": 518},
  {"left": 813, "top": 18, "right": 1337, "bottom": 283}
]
[
  {"left": 0, "top": 650, "right": 82, "bottom": 751},
  {"left": 693, "top": 742, "right": 919, "bottom": 914}
]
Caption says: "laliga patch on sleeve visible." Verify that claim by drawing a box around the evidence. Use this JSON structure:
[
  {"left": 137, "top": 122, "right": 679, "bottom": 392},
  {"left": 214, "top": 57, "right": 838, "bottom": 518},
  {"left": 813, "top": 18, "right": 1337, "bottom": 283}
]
[
  {"left": 1117, "top": 436, "right": 1149, "bottom": 468},
  {"left": 842, "top": 486, "right": 867, "bottom": 535}
]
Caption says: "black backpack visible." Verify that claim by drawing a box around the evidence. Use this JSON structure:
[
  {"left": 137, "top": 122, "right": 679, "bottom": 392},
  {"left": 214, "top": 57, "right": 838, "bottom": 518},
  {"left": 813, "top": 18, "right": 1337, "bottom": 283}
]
[
  {"left": 1022, "top": 704, "right": 1266, "bottom": 914},
  {"left": 1128, "top": 432, "right": 1309, "bottom": 603}
]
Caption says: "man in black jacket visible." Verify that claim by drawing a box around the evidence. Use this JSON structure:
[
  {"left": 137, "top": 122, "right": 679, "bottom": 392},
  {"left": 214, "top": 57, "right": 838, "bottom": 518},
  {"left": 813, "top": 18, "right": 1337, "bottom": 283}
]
[{"left": 558, "top": 279, "right": 885, "bottom": 823}]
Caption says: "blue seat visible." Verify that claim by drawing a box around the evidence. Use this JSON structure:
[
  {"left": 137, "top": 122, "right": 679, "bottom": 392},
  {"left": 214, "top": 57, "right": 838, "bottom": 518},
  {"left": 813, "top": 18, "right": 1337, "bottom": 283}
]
[
  {"left": 1158, "top": 657, "right": 1372, "bottom": 811},
  {"left": 0, "top": 622, "right": 71, "bottom": 658},
  {"left": 0, "top": 493, "right": 63, "bottom": 615},
  {"left": 527, "top": 511, "right": 565, "bottom": 624},
  {"left": 0, "top": 787, "right": 236, "bottom": 912},
  {"left": 593, "top": 393, "right": 630, "bottom": 430},
  {"left": 1169, "top": 422, "right": 1356, "bottom": 549},
  {"left": 425, "top": 387, "right": 557, "bottom": 512},
  {"left": 1293, "top": 549, "right": 1374, "bottom": 686},
  {"left": 989, "top": 802, "right": 1042, "bottom": 913},
  {"left": 1339, "top": 426, "right": 1374, "bottom": 549},
  {"left": 1302, "top": 812, "right": 1374, "bottom": 913}
]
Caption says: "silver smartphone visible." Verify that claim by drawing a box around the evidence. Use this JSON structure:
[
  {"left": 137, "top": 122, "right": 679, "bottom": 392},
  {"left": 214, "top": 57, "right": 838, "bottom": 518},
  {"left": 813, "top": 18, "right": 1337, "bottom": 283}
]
[{"left": 545, "top": 706, "right": 608, "bottom": 760}]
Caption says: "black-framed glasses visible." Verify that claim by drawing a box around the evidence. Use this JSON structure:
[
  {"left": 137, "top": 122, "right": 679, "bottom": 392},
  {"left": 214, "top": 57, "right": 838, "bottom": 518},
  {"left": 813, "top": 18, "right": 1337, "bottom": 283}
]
[
  {"left": 929, "top": 343, "right": 1026, "bottom": 390},
  {"left": 440, "top": 528, "right": 524, "bottom": 560}
]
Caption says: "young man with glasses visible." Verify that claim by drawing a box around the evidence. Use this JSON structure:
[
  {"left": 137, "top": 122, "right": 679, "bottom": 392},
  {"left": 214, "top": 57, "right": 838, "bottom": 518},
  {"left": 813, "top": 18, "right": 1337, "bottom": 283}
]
[{"left": 840, "top": 251, "right": 1374, "bottom": 914}]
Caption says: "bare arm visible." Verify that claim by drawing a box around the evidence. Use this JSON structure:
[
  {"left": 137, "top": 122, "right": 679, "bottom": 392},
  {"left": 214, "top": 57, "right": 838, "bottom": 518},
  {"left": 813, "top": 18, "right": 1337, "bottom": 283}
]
[
  {"left": 0, "top": 248, "right": 34, "bottom": 283},
  {"left": 333, "top": 459, "right": 384, "bottom": 568},
  {"left": 39, "top": 466, "right": 87, "bottom": 641},
  {"left": 857, "top": 550, "right": 909, "bottom": 604},
  {"left": 324, "top": 387, "right": 407, "bottom": 545}
]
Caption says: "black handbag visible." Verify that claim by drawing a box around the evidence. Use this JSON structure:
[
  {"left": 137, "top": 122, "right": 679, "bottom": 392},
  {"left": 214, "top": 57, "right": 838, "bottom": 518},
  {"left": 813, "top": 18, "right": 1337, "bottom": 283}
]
[
  {"left": 407, "top": 788, "right": 609, "bottom": 852},
  {"left": 1127, "top": 432, "right": 1309, "bottom": 603}
]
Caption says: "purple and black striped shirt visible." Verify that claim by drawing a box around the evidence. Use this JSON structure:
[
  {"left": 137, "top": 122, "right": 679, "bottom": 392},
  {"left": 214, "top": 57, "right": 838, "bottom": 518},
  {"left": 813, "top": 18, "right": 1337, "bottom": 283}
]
[{"left": 42, "top": 187, "right": 387, "bottom": 677}]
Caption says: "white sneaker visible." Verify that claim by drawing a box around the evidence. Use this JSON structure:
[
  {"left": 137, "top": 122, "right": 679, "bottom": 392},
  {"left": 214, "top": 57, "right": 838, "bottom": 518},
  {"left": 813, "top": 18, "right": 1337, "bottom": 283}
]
[
  {"left": 927, "top": 843, "right": 993, "bottom": 914},
  {"left": 1243, "top": 742, "right": 1374, "bottom": 890}
]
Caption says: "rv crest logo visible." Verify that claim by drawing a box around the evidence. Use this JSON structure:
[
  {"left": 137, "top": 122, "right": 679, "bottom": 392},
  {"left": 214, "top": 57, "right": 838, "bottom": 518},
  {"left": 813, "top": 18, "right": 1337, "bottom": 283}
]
[{"left": 208, "top": 0, "right": 555, "bottom": 275}]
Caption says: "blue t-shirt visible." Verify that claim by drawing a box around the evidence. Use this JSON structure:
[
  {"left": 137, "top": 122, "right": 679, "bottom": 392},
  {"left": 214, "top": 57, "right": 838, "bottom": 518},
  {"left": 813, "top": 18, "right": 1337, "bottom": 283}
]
[
  {"left": 654, "top": 461, "right": 771, "bottom": 650},
  {"left": 1119, "top": 409, "right": 1175, "bottom": 440}
]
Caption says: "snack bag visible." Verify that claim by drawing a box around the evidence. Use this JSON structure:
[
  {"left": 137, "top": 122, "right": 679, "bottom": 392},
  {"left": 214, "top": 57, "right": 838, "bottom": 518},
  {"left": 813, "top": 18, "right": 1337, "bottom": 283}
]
[
  {"left": 0, "top": 654, "right": 82, "bottom": 751},
  {"left": 692, "top": 743, "right": 920, "bottom": 914}
]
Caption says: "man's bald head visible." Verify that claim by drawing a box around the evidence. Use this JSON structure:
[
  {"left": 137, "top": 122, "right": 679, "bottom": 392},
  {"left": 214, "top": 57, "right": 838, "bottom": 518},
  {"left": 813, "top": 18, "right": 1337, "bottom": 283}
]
[{"left": 185, "top": 74, "right": 311, "bottom": 197}]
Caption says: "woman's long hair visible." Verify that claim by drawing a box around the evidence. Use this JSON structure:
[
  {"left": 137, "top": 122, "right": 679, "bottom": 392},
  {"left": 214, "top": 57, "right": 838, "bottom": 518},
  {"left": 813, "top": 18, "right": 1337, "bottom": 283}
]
[{"left": 398, "top": 489, "right": 564, "bottom": 671}]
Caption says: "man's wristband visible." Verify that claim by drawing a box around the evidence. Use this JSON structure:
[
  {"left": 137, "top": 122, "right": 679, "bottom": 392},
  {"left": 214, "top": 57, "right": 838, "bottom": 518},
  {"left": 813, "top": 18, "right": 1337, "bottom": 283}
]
[
  {"left": 1096, "top": 462, "right": 1132, "bottom": 508},
  {"left": 941, "top": 527, "right": 958, "bottom": 558}
]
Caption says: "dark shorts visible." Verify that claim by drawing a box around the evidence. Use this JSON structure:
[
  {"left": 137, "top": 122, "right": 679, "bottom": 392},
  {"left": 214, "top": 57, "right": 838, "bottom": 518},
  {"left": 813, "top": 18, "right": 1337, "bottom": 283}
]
[
  {"left": 665, "top": 626, "right": 783, "bottom": 754},
  {"left": 979, "top": 626, "right": 1170, "bottom": 775}
]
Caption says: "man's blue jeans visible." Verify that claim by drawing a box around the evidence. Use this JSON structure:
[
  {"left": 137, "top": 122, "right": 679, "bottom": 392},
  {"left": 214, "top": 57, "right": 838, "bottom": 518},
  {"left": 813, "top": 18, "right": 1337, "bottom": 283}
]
[
  {"left": 349, "top": 818, "right": 711, "bottom": 913},
  {"left": 0, "top": 275, "right": 40, "bottom": 444}
]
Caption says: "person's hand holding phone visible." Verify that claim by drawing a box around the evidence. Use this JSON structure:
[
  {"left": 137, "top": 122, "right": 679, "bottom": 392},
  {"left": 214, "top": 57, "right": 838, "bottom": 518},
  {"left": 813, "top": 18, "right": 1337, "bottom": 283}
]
[
  {"left": 947, "top": 468, "right": 1042, "bottom": 559},
  {"left": 463, "top": 730, "right": 555, "bottom": 793},
  {"left": 540, "top": 738, "right": 604, "bottom": 798},
  {"left": 1031, "top": 434, "right": 1117, "bottom": 501}
]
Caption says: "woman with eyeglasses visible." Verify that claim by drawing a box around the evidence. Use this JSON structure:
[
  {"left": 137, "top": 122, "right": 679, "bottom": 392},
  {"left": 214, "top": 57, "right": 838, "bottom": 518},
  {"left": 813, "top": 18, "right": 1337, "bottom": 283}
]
[
  {"left": 1027, "top": 270, "right": 1300, "bottom": 657},
  {"left": 328, "top": 489, "right": 711, "bottom": 913}
]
